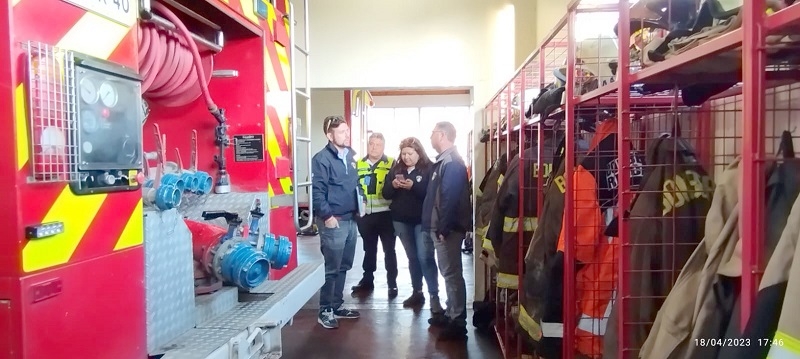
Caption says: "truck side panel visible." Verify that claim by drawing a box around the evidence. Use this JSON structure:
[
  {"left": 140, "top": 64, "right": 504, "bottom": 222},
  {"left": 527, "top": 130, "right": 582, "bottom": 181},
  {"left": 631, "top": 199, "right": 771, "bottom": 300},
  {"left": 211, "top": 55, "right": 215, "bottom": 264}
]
[{"left": 2, "top": 1, "right": 146, "bottom": 358}]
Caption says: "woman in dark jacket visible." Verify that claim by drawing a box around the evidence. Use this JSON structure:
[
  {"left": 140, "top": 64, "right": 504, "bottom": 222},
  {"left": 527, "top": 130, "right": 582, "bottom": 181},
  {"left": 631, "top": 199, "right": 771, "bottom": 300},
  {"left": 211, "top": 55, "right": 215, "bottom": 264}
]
[{"left": 382, "top": 137, "right": 443, "bottom": 312}]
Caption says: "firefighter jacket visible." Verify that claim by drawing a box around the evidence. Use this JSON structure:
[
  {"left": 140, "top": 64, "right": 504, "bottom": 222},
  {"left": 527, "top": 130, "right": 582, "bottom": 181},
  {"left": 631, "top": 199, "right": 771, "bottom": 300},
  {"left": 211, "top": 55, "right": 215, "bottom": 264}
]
[
  {"left": 486, "top": 142, "right": 554, "bottom": 289},
  {"left": 765, "top": 193, "right": 800, "bottom": 358},
  {"left": 518, "top": 134, "right": 589, "bottom": 355},
  {"left": 357, "top": 155, "right": 394, "bottom": 214},
  {"left": 639, "top": 158, "right": 742, "bottom": 359},
  {"left": 554, "top": 118, "right": 645, "bottom": 358},
  {"left": 717, "top": 149, "right": 800, "bottom": 359},
  {"left": 476, "top": 155, "right": 509, "bottom": 252},
  {"left": 518, "top": 119, "right": 644, "bottom": 358},
  {"left": 601, "top": 136, "right": 714, "bottom": 358}
]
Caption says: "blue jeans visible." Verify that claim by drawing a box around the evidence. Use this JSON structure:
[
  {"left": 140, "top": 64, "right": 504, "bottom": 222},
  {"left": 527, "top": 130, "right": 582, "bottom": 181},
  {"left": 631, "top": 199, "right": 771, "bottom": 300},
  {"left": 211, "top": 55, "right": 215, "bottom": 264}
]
[
  {"left": 393, "top": 221, "right": 438, "bottom": 296},
  {"left": 317, "top": 218, "right": 358, "bottom": 312}
]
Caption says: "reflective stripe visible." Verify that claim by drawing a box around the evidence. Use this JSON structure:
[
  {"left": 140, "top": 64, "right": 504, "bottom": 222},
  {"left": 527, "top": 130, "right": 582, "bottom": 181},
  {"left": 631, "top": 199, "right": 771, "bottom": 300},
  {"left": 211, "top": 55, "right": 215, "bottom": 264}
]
[
  {"left": 502, "top": 216, "right": 538, "bottom": 232},
  {"left": 364, "top": 200, "right": 390, "bottom": 214},
  {"left": 518, "top": 305, "right": 543, "bottom": 341},
  {"left": 542, "top": 322, "right": 564, "bottom": 338},
  {"left": 482, "top": 237, "right": 495, "bottom": 252},
  {"left": 769, "top": 331, "right": 800, "bottom": 359},
  {"left": 497, "top": 174, "right": 504, "bottom": 186},
  {"left": 576, "top": 290, "right": 615, "bottom": 336},
  {"left": 518, "top": 305, "right": 564, "bottom": 341},
  {"left": 496, "top": 272, "right": 518, "bottom": 289},
  {"left": 476, "top": 225, "right": 488, "bottom": 237}
]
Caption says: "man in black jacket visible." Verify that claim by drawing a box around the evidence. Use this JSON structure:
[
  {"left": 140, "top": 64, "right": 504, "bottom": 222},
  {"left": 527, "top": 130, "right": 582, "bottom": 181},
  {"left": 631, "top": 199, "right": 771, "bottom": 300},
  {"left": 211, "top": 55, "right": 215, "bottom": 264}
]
[
  {"left": 311, "top": 116, "right": 364, "bottom": 330},
  {"left": 423, "top": 121, "right": 471, "bottom": 341}
]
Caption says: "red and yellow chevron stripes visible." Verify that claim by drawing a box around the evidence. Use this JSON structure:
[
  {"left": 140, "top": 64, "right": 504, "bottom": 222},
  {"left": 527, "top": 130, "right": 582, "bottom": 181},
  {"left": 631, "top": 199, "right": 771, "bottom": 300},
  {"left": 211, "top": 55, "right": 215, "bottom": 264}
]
[
  {"left": 262, "top": 0, "right": 293, "bottom": 197},
  {"left": 12, "top": 0, "right": 143, "bottom": 273}
]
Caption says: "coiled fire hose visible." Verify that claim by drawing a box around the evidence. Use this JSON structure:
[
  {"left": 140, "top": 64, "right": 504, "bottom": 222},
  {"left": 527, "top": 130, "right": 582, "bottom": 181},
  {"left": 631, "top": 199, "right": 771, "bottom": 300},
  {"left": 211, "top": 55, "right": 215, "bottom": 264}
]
[
  {"left": 138, "top": 3, "right": 232, "bottom": 193},
  {"left": 139, "top": 2, "right": 215, "bottom": 109}
]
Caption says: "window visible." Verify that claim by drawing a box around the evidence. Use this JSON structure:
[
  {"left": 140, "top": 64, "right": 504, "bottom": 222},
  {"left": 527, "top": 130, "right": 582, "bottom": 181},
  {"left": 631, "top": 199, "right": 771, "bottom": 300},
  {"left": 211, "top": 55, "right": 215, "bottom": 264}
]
[{"left": 366, "top": 106, "right": 472, "bottom": 163}]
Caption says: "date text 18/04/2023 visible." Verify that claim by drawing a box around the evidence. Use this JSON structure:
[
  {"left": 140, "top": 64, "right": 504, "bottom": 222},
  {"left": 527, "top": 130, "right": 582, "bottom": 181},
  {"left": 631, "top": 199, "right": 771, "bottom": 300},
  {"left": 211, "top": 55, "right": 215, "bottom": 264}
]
[{"left": 694, "top": 338, "right": 785, "bottom": 347}]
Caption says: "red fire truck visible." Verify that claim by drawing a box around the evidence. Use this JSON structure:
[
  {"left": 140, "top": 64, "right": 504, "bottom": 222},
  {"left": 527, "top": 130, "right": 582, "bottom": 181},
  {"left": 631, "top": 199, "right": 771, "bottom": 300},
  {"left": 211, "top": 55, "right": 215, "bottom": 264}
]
[{"left": 0, "top": 0, "right": 324, "bottom": 358}]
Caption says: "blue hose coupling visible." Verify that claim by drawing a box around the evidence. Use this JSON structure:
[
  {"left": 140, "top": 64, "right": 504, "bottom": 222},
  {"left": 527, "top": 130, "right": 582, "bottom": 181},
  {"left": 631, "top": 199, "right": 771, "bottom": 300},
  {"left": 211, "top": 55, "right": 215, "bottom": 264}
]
[
  {"left": 194, "top": 171, "right": 213, "bottom": 194},
  {"left": 263, "top": 233, "right": 292, "bottom": 270},
  {"left": 180, "top": 172, "right": 200, "bottom": 193},
  {"left": 220, "top": 241, "right": 270, "bottom": 289},
  {"left": 155, "top": 184, "right": 182, "bottom": 210},
  {"left": 161, "top": 173, "right": 186, "bottom": 193}
]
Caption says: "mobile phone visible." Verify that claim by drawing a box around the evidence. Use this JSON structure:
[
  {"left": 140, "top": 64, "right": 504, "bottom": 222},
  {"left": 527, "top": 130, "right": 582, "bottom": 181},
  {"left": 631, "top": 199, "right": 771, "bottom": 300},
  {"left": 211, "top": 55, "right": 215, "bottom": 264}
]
[{"left": 395, "top": 174, "right": 405, "bottom": 181}]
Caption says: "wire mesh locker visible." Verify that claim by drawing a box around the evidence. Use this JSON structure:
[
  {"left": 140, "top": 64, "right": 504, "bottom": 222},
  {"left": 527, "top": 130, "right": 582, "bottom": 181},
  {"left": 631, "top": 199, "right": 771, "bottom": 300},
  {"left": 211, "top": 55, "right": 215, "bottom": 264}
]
[{"left": 482, "top": 1, "right": 800, "bottom": 358}]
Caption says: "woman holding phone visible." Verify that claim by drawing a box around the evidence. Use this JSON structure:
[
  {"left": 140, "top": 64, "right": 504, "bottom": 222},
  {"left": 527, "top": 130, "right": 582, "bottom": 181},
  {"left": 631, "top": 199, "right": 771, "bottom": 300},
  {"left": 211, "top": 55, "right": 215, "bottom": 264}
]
[{"left": 382, "top": 137, "right": 443, "bottom": 313}]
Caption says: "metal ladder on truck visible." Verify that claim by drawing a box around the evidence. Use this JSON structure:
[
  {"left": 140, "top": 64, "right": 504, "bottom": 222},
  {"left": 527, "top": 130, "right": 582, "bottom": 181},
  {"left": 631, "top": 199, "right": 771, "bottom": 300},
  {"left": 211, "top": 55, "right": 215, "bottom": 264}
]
[{"left": 289, "top": 0, "right": 314, "bottom": 233}]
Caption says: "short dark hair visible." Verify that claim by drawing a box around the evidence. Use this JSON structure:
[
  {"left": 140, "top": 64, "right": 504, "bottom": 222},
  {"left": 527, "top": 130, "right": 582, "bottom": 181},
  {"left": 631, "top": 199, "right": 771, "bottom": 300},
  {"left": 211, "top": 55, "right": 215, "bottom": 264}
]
[
  {"left": 435, "top": 121, "right": 457, "bottom": 142},
  {"left": 323, "top": 116, "right": 346, "bottom": 134}
]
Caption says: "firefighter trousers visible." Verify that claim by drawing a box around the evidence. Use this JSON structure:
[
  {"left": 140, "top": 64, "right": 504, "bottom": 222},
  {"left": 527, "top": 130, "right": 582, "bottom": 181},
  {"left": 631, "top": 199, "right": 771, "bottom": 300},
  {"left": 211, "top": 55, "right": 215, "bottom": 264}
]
[{"left": 356, "top": 211, "right": 398, "bottom": 286}]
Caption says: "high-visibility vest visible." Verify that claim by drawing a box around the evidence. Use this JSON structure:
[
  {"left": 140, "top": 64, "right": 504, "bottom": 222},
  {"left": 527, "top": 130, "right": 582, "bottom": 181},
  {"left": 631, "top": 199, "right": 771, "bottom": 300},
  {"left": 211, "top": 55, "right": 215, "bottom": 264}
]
[{"left": 357, "top": 156, "right": 393, "bottom": 214}]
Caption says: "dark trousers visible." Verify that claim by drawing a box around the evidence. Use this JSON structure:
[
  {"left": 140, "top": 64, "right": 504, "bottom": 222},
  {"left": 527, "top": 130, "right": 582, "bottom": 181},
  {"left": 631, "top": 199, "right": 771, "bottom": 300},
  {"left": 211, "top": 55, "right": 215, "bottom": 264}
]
[{"left": 356, "top": 211, "right": 398, "bottom": 286}]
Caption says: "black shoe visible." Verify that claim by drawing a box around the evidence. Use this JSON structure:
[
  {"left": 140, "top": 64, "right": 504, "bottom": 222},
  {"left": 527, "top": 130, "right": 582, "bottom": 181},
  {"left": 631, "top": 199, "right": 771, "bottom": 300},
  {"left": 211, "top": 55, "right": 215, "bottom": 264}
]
[
  {"left": 402, "top": 292, "right": 425, "bottom": 307},
  {"left": 437, "top": 324, "right": 468, "bottom": 341},
  {"left": 351, "top": 280, "right": 374, "bottom": 292},
  {"left": 388, "top": 287, "right": 398, "bottom": 298},
  {"left": 428, "top": 313, "right": 450, "bottom": 328}
]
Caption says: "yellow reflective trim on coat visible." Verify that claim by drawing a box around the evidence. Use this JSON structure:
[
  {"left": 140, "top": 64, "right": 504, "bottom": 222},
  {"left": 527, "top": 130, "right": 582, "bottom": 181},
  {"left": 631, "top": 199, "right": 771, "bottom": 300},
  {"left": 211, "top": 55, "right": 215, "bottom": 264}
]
[
  {"left": 482, "top": 237, "right": 494, "bottom": 252},
  {"left": 518, "top": 305, "right": 543, "bottom": 341},
  {"left": 476, "top": 225, "right": 488, "bottom": 237},
  {"left": 769, "top": 331, "right": 800, "bottom": 358},
  {"left": 497, "top": 174, "right": 504, "bottom": 186},
  {"left": 497, "top": 272, "right": 518, "bottom": 289},
  {"left": 503, "top": 216, "right": 538, "bottom": 232}
]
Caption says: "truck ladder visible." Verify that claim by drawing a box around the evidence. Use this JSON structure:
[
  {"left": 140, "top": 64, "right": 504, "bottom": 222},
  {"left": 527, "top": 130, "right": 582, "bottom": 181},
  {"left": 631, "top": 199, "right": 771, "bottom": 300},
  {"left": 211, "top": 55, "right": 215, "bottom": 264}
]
[{"left": 289, "top": 0, "right": 313, "bottom": 232}]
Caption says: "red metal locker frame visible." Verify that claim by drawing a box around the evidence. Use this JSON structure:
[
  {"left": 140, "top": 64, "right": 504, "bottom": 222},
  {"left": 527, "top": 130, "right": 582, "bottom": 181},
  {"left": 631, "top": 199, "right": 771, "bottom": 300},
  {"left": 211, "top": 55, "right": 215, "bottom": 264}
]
[
  {"left": 614, "top": 1, "right": 632, "bottom": 357},
  {"left": 482, "top": 1, "right": 799, "bottom": 357},
  {"left": 740, "top": 0, "right": 767, "bottom": 327}
]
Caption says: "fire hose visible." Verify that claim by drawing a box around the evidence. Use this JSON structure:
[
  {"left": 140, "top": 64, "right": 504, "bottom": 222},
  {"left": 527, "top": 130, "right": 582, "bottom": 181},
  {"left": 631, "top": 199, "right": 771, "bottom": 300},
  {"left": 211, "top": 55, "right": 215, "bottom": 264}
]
[{"left": 138, "top": 2, "right": 232, "bottom": 194}]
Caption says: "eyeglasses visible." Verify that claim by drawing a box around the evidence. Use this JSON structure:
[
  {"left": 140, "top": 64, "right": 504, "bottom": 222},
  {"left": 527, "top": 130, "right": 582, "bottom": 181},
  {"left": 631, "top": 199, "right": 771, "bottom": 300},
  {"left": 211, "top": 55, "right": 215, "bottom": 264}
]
[{"left": 324, "top": 116, "right": 345, "bottom": 133}]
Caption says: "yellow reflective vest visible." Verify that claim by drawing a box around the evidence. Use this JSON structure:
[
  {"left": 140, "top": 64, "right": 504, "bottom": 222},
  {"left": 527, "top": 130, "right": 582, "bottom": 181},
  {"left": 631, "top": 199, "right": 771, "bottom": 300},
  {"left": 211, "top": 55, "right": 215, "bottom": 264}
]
[{"left": 357, "top": 156, "right": 394, "bottom": 214}]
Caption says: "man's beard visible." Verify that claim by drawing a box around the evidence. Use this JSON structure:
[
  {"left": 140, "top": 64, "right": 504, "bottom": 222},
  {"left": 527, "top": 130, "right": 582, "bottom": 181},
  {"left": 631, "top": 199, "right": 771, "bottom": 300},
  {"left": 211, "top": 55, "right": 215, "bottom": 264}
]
[{"left": 334, "top": 139, "right": 348, "bottom": 148}]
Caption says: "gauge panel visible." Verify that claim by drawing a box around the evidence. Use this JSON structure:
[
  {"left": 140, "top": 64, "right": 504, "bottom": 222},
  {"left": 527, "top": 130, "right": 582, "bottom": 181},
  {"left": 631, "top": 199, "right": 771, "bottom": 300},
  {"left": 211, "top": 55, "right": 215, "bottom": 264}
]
[{"left": 74, "top": 63, "right": 143, "bottom": 172}]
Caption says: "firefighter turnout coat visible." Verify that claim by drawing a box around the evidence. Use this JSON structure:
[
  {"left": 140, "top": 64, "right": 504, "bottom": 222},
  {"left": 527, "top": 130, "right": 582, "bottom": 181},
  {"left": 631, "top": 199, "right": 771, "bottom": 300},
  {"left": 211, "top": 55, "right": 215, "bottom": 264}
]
[
  {"left": 518, "top": 134, "right": 588, "bottom": 357},
  {"left": 486, "top": 142, "right": 554, "bottom": 289},
  {"left": 519, "top": 118, "right": 644, "bottom": 358},
  {"left": 476, "top": 155, "right": 509, "bottom": 255},
  {"left": 602, "top": 135, "right": 714, "bottom": 358}
]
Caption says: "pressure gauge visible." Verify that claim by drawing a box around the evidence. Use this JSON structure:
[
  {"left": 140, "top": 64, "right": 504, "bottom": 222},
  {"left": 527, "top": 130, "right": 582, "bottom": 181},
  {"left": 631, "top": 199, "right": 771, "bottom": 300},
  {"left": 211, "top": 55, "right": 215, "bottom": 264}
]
[
  {"left": 98, "top": 81, "right": 119, "bottom": 108},
  {"left": 79, "top": 77, "right": 99, "bottom": 105},
  {"left": 81, "top": 110, "right": 99, "bottom": 133}
]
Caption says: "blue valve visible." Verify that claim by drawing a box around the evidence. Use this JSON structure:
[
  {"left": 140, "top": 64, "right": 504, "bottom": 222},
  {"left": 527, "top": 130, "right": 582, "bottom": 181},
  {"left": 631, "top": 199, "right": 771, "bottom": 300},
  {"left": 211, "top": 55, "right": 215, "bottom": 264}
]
[
  {"left": 181, "top": 172, "right": 200, "bottom": 192},
  {"left": 195, "top": 171, "right": 213, "bottom": 194},
  {"left": 161, "top": 173, "right": 186, "bottom": 193},
  {"left": 263, "top": 233, "right": 292, "bottom": 270},
  {"left": 219, "top": 241, "right": 270, "bottom": 289},
  {"left": 154, "top": 184, "right": 181, "bottom": 210}
]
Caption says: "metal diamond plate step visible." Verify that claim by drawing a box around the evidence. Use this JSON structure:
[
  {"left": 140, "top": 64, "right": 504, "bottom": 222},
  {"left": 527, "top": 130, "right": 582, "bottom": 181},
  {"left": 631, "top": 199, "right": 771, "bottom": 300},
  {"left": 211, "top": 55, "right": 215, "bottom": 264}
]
[{"left": 161, "top": 261, "right": 324, "bottom": 359}]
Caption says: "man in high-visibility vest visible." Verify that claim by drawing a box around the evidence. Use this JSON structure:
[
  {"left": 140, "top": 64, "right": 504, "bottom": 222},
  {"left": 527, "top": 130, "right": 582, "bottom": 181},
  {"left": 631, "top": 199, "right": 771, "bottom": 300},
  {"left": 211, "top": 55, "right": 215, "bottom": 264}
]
[{"left": 352, "top": 132, "right": 399, "bottom": 297}]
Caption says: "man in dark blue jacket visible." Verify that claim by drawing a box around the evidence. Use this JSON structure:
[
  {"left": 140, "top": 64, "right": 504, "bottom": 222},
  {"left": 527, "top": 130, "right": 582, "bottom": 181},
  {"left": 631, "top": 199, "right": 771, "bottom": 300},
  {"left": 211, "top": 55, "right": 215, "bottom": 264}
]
[
  {"left": 311, "top": 115, "right": 364, "bottom": 329},
  {"left": 423, "top": 121, "right": 470, "bottom": 341}
]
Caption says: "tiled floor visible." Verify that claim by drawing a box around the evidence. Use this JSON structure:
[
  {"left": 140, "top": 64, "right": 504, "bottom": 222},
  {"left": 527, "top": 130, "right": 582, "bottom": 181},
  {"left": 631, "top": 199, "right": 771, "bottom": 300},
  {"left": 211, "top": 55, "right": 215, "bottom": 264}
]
[{"left": 280, "top": 232, "right": 502, "bottom": 359}]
